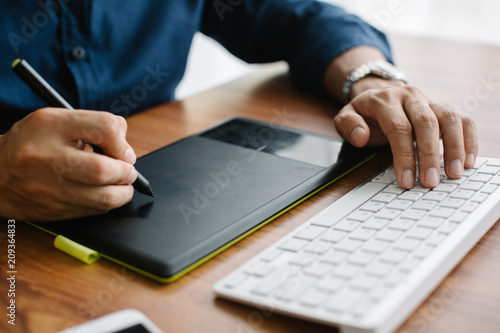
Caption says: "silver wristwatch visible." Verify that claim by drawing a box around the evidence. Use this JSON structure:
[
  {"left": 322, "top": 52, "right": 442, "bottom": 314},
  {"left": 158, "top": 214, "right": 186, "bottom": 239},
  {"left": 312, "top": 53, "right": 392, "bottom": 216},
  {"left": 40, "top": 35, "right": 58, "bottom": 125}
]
[{"left": 342, "top": 60, "right": 407, "bottom": 102}]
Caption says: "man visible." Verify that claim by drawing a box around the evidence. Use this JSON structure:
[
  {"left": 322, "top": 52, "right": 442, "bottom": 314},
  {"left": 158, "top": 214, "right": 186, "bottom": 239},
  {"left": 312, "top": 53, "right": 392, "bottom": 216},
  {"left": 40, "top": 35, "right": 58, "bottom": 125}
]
[{"left": 0, "top": 1, "right": 477, "bottom": 222}]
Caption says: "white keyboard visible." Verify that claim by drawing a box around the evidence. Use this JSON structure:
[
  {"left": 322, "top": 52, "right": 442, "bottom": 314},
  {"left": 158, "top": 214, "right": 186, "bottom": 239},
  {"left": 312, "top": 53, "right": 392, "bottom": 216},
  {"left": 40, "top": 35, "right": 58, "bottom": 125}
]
[{"left": 213, "top": 157, "right": 500, "bottom": 333}]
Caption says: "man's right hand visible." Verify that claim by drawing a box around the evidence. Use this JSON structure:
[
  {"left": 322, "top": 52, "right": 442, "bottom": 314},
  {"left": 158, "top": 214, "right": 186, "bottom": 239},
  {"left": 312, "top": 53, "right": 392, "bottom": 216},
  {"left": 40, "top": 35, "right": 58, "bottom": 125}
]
[{"left": 0, "top": 108, "right": 137, "bottom": 222}]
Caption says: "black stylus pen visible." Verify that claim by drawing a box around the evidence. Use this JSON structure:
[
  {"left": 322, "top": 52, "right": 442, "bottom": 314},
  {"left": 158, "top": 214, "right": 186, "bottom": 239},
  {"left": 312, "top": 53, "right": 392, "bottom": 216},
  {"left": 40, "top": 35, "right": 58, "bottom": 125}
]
[{"left": 11, "top": 58, "right": 154, "bottom": 197}]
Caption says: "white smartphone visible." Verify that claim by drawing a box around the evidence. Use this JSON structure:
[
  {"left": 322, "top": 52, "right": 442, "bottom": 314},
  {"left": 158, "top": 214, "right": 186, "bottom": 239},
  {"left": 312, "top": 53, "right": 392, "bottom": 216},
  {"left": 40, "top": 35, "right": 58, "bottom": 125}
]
[{"left": 57, "top": 309, "right": 164, "bottom": 333}]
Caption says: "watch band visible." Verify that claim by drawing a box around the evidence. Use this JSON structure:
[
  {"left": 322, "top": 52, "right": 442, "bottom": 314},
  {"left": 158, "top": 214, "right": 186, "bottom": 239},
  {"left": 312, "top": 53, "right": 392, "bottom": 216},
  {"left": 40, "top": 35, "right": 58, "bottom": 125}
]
[{"left": 342, "top": 60, "right": 407, "bottom": 102}]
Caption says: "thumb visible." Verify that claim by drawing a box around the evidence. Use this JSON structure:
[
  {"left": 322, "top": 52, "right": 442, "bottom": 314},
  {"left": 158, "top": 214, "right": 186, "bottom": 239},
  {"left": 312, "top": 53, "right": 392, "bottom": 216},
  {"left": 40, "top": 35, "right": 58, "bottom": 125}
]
[{"left": 334, "top": 104, "right": 371, "bottom": 147}]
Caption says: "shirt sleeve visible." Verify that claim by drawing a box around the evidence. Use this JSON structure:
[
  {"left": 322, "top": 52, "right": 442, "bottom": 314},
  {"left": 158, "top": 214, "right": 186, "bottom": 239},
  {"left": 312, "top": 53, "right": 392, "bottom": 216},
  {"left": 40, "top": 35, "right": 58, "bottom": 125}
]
[{"left": 201, "top": 0, "right": 393, "bottom": 94}]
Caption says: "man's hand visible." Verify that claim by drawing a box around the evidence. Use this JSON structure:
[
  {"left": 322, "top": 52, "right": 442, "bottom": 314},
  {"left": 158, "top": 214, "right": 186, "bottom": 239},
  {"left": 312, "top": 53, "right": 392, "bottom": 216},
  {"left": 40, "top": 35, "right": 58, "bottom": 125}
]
[
  {"left": 0, "top": 108, "right": 137, "bottom": 222},
  {"left": 325, "top": 46, "right": 478, "bottom": 189},
  {"left": 334, "top": 79, "right": 478, "bottom": 189}
]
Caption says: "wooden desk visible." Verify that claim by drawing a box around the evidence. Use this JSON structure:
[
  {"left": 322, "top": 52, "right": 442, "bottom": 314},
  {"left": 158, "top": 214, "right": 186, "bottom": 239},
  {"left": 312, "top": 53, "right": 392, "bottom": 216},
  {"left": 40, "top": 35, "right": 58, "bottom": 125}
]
[{"left": 2, "top": 34, "right": 500, "bottom": 333}]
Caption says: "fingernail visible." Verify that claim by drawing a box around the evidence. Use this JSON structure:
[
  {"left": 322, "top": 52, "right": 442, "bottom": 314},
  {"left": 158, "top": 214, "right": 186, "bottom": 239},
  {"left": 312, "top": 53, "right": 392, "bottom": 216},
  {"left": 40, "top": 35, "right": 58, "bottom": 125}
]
[
  {"left": 449, "top": 159, "right": 463, "bottom": 178},
  {"left": 425, "top": 167, "right": 439, "bottom": 187},
  {"left": 127, "top": 169, "right": 137, "bottom": 184},
  {"left": 124, "top": 148, "right": 136, "bottom": 164},
  {"left": 401, "top": 169, "right": 415, "bottom": 189},
  {"left": 349, "top": 127, "right": 366, "bottom": 146},
  {"left": 466, "top": 153, "right": 476, "bottom": 168}
]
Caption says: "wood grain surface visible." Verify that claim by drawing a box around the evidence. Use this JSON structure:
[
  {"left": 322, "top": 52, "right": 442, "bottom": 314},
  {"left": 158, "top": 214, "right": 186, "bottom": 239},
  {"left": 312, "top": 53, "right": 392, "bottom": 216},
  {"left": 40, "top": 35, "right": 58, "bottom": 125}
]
[{"left": 1, "top": 34, "right": 499, "bottom": 333}]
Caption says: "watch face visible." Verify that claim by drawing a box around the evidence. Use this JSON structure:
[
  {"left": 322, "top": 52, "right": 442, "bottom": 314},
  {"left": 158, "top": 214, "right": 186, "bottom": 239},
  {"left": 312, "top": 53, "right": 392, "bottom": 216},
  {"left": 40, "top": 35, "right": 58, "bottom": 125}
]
[{"left": 371, "top": 60, "right": 406, "bottom": 80}]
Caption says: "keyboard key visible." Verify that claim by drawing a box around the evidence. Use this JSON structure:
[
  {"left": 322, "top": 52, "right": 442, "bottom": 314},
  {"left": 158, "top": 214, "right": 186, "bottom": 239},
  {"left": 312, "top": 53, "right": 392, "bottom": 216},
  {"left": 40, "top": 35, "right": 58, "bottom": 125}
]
[
  {"left": 363, "top": 218, "right": 389, "bottom": 230},
  {"left": 477, "top": 165, "right": 500, "bottom": 175},
  {"left": 426, "top": 233, "right": 446, "bottom": 246},
  {"left": 462, "top": 168, "right": 476, "bottom": 177},
  {"left": 279, "top": 238, "right": 309, "bottom": 252},
  {"left": 251, "top": 266, "right": 295, "bottom": 295},
  {"left": 380, "top": 248, "right": 407, "bottom": 263},
  {"left": 372, "top": 172, "right": 397, "bottom": 184},
  {"left": 293, "top": 225, "right": 326, "bottom": 241},
  {"left": 366, "top": 261, "right": 394, "bottom": 276},
  {"left": 490, "top": 176, "right": 500, "bottom": 185},
  {"left": 469, "top": 174, "right": 492, "bottom": 182},
  {"left": 409, "top": 181, "right": 431, "bottom": 193},
  {"left": 450, "top": 211, "right": 468, "bottom": 223},
  {"left": 412, "top": 199, "right": 437, "bottom": 210},
  {"left": 331, "top": 263, "right": 361, "bottom": 278},
  {"left": 363, "top": 239, "right": 390, "bottom": 253},
  {"left": 471, "top": 193, "right": 488, "bottom": 203},
  {"left": 422, "top": 191, "right": 448, "bottom": 201},
  {"left": 319, "top": 249, "right": 348, "bottom": 264},
  {"left": 290, "top": 252, "right": 317, "bottom": 266},
  {"left": 300, "top": 288, "right": 328, "bottom": 307},
  {"left": 461, "top": 202, "right": 478, "bottom": 213},
  {"left": 393, "top": 237, "right": 420, "bottom": 251},
  {"left": 351, "top": 274, "right": 379, "bottom": 290},
  {"left": 375, "top": 208, "right": 401, "bottom": 220},
  {"left": 334, "top": 220, "right": 361, "bottom": 232},
  {"left": 304, "top": 241, "right": 331, "bottom": 254},
  {"left": 413, "top": 244, "right": 435, "bottom": 257},
  {"left": 449, "top": 189, "right": 475, "bottom": 199},
  {"left": 352, "top": 296, "right": 377, "bottom": 317},
  {"left": 383, "top": 185, "right": 406, "bottom": 195},
  {"left": 481, "top": 184, "right": 498, "bottom": 194},
  {"left": 399, "top": 191, "right": 424, "bottom": 201},
  {"left": 433, "top": 183, "right": 457, "bottom": 193},
  {"left": 372, "top": 193, "right": 397, "bottom": 203},
  {"left": 400, "top": 257, "right": 422, "bottom": 272},
  {"left": 349, "top": 228, "right": 376, "bottom": 241},
  {"left": 440, "top": 198, "right": 466, "bottom": 209},
  {"left": 406, "top": 226, "right": 433, "bottom": 240},
  {"left": 346, "top": 210, "right": 373, "bottom": 222},
  {"left": 385, "top": 271, "right": 406, "bottom": 285},
  {"left": 316, "top": 275, "right": 345, "bottom": 292},
  {"left": 376, "top": 229, "right": 403, "bottom": 242},
  {"left": 348, "top": 251, "right": 376, "bottom": 266},
  {"left": 335, "top": 238, "right": 363, "bottom": 252},
  {"left": 369, "top": 284, "right": 393, "bottom": 300},
  {"left": 438, "top": 222, "right": 458, "bottom": 234},
  {"left": 387, "top": 199, "right": 413, "bottom": 210},
  {"left": 244, "top": 261, "right": 275, "bottom": 277},
  {"left": 442, "top": 177, "right": 467, "bottom": 184},
  {"left": 400, "top": 209, "right": 427, "bottom": 220},
  {"left": 429, "top": 207, "right": 456, "bottom": 218},
  {"left": 359, "top": 201, "right": 385, "bottom": 212},
  {"left": 485, "top": 160, "right": 500, "bottom": 167},
  {"left": 320, "top": 229, "right": 348, "bottom": 243},
  {"left": 261, "top": 248, "right": 282, "bottom": 262},
  {"left": 388, "top": 218, "right": 414, "bottom": 231},
  {"left": 417, "top": 217, "right": 445, "bottom": 228},
  {"left": 459, "top": 181, "right": 483, "bottom": 191},
  {"left": 303, "top": 262, "right": 334, "bottom": 277},
  {"left": 278, "top": 277, "right": 315, "bottom": 301},
  {"left": 223, "top": 272, "right": 247, "bottom": 288},
  {"left": 326, "top": 289, "right": 363, "bottom": 312}
]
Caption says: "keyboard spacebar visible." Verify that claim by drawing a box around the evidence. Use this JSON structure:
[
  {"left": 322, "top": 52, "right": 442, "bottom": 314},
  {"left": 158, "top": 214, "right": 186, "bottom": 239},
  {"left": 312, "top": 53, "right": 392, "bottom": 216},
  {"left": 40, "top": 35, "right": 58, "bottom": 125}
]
[{"left": 311, "top": 182, "right": 387, "bottom": 227}]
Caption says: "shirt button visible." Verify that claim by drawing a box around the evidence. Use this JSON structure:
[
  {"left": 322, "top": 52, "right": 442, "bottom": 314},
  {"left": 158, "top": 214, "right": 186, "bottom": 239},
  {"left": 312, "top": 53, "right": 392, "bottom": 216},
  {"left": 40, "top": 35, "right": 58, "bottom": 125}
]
[{"left": 72, "top": 46, "right": 86, "bottom": 60}]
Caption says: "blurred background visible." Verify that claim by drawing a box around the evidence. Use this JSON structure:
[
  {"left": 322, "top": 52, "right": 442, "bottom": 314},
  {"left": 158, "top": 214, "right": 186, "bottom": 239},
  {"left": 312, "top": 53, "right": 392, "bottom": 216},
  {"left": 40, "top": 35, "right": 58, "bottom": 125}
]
[{"left": 176, "top": 0, "right": 500, "bottom": 99}]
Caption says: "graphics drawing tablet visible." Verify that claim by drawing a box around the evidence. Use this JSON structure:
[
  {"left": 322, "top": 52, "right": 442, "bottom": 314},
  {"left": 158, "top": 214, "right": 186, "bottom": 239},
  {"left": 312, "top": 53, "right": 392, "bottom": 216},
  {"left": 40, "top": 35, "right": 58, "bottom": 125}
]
[{"left": 33, "top": 117, "right": 375, "bottom": 282}]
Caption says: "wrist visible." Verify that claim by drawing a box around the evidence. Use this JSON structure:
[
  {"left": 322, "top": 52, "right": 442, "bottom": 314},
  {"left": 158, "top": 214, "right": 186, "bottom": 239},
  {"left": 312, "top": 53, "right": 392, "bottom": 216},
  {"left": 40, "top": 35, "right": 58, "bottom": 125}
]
[{"left": 350, "top": 76, "right": 407, "bottom": 99}]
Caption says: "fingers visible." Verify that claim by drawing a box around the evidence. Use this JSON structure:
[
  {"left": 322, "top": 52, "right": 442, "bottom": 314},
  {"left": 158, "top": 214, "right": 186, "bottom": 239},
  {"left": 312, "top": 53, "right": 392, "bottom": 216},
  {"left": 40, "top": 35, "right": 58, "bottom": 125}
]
[
  {"left": 334, "top": 104, "right": 371, "bottom": 147},
  {"left": 51, "top": 108, "right": 136, "bottom": 164},
  {"left": 404, "top": 97, "right": 441, "bottom": 188},
  {"left": 462, "top": 115, "right": 478, "bottom": 169},
  {"left": 57, "top": 148, "right": 138, "bottom": 186},
  {"left": 338, "top": 86, "right": 478, "bottom": 189},
  {"left": 68, "top": 183, "right": 135, "bottom": 215}
]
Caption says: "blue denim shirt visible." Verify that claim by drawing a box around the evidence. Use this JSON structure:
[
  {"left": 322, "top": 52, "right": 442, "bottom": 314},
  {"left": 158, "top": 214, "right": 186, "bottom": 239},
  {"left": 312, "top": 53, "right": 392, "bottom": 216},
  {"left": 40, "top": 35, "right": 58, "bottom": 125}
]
[{"left": 0, "top": 0, "right": 391, "bottom": 133}]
